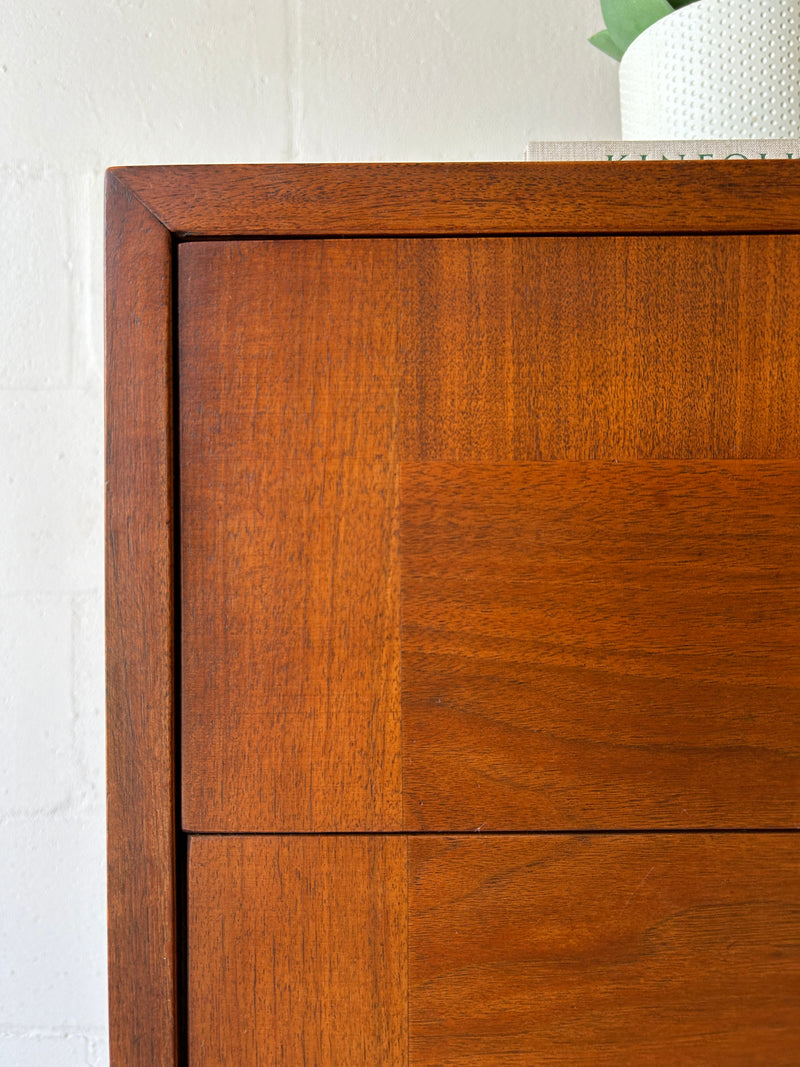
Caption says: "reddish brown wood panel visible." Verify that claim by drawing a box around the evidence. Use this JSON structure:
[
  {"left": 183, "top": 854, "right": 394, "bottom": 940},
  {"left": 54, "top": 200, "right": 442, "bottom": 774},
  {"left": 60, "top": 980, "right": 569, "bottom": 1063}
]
[
  {"left": 409, "top": 834, "right": 800, "bottom": 1065},
  {"left": 112, "top": 162, "right": 800, "bottom": 236},
  {"left": 402, "top": 461, "right": 800, "bottom": 830},
  {"left": 107, "top": 166, "right": 800, "bottom": 1067},
  {"left": 188, "top": 834, "right": 408, "bottom": 1065},
  {"left": 105, "top": 173, "right": 179, "bottom": 1064},
  {"left": 179, "top": 240, "right": 402, "bottom": 832},
  {"left": 398, "top": 235, "right": 800, "bottom": 461}
]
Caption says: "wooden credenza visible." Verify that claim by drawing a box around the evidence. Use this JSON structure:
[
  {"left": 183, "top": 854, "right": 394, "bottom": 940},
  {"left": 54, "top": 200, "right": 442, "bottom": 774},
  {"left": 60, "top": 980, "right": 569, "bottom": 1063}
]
[{"left": 106, "top": 163, "right": 800, "bottom": 1065}]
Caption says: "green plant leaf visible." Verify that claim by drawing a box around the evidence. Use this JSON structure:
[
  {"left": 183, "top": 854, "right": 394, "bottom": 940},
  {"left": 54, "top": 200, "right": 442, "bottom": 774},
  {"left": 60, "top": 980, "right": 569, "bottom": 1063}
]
[
  {"left": 600, "top": 0, "right": 675, "bottom": 53},
  {"left": 589, "top": 29, "right": 625, "bottom": 61},
  {"left": 668, "top": 0, "right": 700, "bottom": 7}
]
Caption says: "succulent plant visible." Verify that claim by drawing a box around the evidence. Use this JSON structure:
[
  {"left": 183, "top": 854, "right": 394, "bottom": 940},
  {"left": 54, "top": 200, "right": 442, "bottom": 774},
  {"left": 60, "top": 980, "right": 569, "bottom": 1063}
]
[{"left": 590, "top": 0, "right": 701, "bottom": 60}]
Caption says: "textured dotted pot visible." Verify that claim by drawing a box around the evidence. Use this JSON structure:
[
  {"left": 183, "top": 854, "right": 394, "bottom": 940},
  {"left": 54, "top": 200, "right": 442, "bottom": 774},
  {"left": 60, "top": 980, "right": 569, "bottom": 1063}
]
[{"left": 619, "top": 0, "right": 800, "bottom": 139}]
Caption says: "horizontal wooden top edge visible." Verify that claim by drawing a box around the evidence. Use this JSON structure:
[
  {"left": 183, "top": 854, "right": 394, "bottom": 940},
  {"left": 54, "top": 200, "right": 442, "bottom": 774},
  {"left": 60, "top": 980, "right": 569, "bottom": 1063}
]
[{"left": 108, "top": 162, "right": 800, "bottom": 237}]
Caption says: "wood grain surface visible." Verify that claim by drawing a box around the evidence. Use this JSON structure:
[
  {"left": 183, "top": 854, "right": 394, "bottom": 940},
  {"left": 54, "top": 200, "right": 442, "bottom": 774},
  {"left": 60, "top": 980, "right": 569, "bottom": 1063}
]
[
  {"left": 112, "top": 162, "right": 800, "bottom": 236},
  {"left": 402, "top": 461, "right": 800, "bottom": 830},
  {"left": 398, "top": 234, "right": 800, "bottom": 461},
  {"left": 409, "top": 834, "right": 800, "bottom": 1065},
  {"left": 105, "top": 173, "right": 179, "bottom": 1064},
  {"left": 179, "top": 240, "right": 402, "bottom": 832},
  {"left": 188, "top": 834, "right": 408, "bottom": 1066},
  {"left": 180, "top": 232, "right": 800, "bottom": 833},
  {"left": 107, "top": 165, "right": 800, "bottom": 1066}
]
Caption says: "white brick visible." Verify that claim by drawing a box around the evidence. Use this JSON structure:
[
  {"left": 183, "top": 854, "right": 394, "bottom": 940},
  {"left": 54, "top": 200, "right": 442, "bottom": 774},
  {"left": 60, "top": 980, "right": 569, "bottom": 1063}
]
[
  {"left": 0, "top": 1033, "right": 91, "bottom": 1066},
  {"left": 295, "top": 0, "right": 620, "bottom": 162},
  {"left": 0, "top": 0, "right": 291, "bottom": 167},
  {"left": 73, "top": 593, "right": 105, "bottom": 809},
  {"left": 0, "top": 167, "right": 71, "bottom": 388},
  {"left": 0, "top": 813, "right": 107, "bottom": 1030},
  {"left": 87, "top": 1032, "right": 109, "bottom": 1067},
  {"left": 0, "top": 389, "right": 102, "bottom": 594},
  {"left": 0, "top": 595, "right": 74, "bottom": 815},
  {"left": 68, "top": 171, "right": 104, "bottom": 392}
]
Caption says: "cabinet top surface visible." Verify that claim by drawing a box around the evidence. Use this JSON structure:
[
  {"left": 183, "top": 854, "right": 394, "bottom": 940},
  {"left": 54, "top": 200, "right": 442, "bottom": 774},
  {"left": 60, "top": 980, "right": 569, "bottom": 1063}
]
[{"left": 106, "top": 161, "right": 800, "bottom": 238}]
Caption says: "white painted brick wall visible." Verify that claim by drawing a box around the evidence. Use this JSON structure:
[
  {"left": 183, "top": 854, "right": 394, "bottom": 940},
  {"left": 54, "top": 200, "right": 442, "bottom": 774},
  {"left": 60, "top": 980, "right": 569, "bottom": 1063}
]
[{"left": 0, "top": 1, "right": 618, "bottom": 1061}]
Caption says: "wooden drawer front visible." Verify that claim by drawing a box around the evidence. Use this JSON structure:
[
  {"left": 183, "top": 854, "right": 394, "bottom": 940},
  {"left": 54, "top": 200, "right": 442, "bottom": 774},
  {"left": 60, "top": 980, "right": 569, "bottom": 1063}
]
[
  {"left": 402, "top": 461, "right": 800, "bottom": 830},
  {"left": 187, "top": 834, "right": 799, "bottom": 1065},
  {"left": 179, "top": 234, "right": 800, "bottom": 834}
]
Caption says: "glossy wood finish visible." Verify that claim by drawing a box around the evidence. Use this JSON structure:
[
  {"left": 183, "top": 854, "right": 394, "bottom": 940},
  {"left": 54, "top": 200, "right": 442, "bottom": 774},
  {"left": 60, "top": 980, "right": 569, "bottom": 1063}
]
[
  {"left": 402, "top": 461, "right": 800, "bottom": 830},
  {"left": 398, "top": 235, "right": 800, "bottom": 462},
  {"left": 113, "top": 162, "right": 800, "bottom": 236},
  {"left": 107, "top": 165, "right": 800, "bottom": 1065},
  {"left": 180, "top": 231, "right": 800, "bottom": 834},
  {"left": 188, "top": 835, "right": 408, "bottom": 1065},
  {"left": 179, "top": 240, "right": 402, "bottom": 832},
  {"left": 409, "top": 834, "right": 800, "bottom": 1065},
  {"left": 105, "top": 172, "right": 179, "bottom": 1064}
]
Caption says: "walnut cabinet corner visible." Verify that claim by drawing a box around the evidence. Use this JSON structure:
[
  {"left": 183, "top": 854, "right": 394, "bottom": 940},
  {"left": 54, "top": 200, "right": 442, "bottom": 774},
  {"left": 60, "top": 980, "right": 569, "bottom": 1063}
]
[{"left": 106, "top": 162, "right": 800, "bottom": 1065}]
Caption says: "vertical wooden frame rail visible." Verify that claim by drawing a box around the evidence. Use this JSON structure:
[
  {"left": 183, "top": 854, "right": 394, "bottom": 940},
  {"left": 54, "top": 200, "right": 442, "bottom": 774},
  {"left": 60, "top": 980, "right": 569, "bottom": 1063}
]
[
  {"left": 106, "top": 173, "right": 178, "bottom": 1066},
  {"left": 106, "top": 162, "right": 800, "bottom": 1065}
]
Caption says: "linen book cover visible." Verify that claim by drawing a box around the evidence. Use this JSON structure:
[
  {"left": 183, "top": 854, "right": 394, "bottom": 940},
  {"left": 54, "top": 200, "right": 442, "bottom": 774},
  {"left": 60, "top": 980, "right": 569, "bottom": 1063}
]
[{"left": 525, "top": 139, "right": 800, "bottom": 161}]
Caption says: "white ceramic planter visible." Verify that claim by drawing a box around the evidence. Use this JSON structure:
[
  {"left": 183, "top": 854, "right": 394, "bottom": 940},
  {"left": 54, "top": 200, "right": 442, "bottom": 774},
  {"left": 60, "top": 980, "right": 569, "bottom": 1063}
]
[{"left": 620, "top": 0, "right": 800, "bottom": 139}]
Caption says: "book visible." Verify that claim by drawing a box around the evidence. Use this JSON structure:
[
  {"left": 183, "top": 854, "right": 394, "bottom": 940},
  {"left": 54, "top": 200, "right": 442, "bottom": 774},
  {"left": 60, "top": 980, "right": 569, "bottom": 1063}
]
[{"left": 525, "top": 140, "right": 800, "bottom": 161}]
